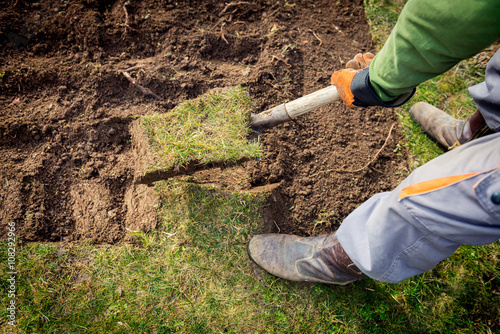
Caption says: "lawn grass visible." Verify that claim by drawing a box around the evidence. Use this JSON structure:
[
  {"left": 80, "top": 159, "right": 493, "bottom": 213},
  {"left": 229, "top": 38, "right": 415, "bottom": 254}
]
[
  {"left": 138, "top": 85, "right": 260, "bottom": 178},
  {"left": 2, "top": 1, "right": 499, "bottom": 333},
  {"left": 2, "top": 182, "right": 499, "bottom": 333}
]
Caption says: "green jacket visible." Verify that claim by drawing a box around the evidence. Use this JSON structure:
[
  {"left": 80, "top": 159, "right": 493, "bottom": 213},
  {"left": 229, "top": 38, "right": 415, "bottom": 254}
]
[{"left": 369, "top": 0, "right": 500, "bottom": 103}]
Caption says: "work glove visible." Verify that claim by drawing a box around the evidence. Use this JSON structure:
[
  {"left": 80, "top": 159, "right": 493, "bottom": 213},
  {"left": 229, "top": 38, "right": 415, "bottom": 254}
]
[
  {"left": 331, "top": 53, "right": 374, "bottom": 108},
  {"left": 331, "top": 52, "right": 415, "bottom": 108}
]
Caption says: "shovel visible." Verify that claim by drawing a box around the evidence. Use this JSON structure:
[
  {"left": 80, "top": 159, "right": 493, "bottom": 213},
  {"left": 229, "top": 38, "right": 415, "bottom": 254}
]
[
  {"left": 133, "top": 85, "right": 340, "bottom": 184},
  {"left": 249, "top": 85, "right": 340, "bottom": 133}
]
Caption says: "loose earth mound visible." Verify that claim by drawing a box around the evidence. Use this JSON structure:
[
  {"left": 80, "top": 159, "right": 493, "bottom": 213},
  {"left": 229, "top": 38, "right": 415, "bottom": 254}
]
[{"left": 0, "top": 0, "right": 408, "bottom": 243}]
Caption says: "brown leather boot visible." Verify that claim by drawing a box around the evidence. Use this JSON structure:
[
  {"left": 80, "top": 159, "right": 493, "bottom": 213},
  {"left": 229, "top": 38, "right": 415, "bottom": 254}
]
[
  {"left": 247, "top": 233, "right": 365, "bottom": 284},
  {"left": 409, "top": 102, "right": 491, "bottom": 150}
]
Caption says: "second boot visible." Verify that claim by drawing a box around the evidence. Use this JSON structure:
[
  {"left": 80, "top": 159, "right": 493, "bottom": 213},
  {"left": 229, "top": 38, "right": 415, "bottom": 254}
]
[{"left": 410, "top": 102, "right": 491, "bottom": 149}]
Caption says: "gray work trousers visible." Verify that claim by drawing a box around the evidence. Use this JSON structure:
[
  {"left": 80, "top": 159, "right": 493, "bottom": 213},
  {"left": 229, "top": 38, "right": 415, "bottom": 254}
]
[{"left": 337, "top": 50, "right": 500, "bottom": 283}]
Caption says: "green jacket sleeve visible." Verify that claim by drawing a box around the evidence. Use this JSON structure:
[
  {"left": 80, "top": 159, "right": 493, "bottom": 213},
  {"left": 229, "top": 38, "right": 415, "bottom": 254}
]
[{"left": 369, "top": 0, "right": 500, "bottom": 102}]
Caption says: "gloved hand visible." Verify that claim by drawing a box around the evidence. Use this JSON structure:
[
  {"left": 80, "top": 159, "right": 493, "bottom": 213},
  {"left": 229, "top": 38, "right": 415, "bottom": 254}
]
[{"left": 331, "top": 53, "right": 374, "bottom": 108}]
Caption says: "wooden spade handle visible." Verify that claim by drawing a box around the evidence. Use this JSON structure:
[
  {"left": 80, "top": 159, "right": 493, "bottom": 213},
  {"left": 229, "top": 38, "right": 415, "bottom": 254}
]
[
  {"left": 284, "top": 85, "right": 340, "bottom": 119},
  {"left": 249, "top": 85, "right": 340, "bottom": 131}
]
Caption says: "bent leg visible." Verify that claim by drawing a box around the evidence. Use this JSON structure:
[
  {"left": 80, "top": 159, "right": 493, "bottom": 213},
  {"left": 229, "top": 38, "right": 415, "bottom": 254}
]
[{"left": 336, "top": 132, "right": 500, "bottom": 283}]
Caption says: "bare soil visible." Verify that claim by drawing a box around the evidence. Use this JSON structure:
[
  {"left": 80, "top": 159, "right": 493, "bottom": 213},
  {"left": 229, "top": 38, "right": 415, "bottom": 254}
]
[{"left": 0, "top": 0, "right": 408, "bottom": 243}]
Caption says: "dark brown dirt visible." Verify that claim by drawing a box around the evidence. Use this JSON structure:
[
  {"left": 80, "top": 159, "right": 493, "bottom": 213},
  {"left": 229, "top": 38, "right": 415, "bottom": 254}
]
[{"left": 0, "top": 0, "right": 408, "bottom": 243}]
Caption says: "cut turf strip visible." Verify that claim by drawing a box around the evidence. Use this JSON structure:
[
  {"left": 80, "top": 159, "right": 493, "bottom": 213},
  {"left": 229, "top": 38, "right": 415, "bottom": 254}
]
[{"left": 132, "top": 86, "right": 261, "bottom": 184}]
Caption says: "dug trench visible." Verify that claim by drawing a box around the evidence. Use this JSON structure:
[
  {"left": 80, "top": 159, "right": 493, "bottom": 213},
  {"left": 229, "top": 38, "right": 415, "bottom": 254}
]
[{"left": 0, "top": 0, "right": 409, "bottom": 243}]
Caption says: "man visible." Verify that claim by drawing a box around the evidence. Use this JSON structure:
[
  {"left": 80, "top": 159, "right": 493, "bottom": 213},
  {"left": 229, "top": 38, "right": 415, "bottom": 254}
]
[{"left": 247, "top": 0, "right": 500, "bottom": 284}]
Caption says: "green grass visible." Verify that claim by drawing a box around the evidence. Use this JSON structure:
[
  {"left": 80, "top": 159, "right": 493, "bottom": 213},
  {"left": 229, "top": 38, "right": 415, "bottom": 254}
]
[
  {"left": 2, "top": 1, "right": 500, "bottom": 333},
  {"left": 140, "top": 85, "right": 260, "bottom": 175},
  {"left": 364, "top": 0, "right": 403, "bottom": 48},
  {"left": 2, "top": 182, "right": 499, "bottom": 332}
]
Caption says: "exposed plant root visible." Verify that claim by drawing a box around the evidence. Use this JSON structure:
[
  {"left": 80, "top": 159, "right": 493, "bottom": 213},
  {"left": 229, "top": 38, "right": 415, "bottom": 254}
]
[
  {"left": 120, "top": 1, "right": 139, "bottom": 36},
  {"left": 221, "top": 23, "right": 229, "bottom": 44},
  {"left": 309, "top": 29, "right": 323, "bottom": 47},
  {"left": 219, "top": 1, "right": 252, "bottom": 16},
  {"left": 121, "top": 70, "right": 161, "bottom": 100}
]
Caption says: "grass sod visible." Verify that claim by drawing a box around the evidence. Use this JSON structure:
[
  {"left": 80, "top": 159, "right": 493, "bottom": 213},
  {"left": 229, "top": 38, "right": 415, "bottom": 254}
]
[
  {"left": 2, "top": 1, "right": 500, "bottom": 333},
  {"left": 138, "top": 85, "right": 260, "bottom": 179}
]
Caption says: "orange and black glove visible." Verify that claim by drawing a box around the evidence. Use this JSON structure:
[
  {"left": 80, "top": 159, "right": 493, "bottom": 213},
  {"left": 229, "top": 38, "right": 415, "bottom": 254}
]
[
  {"left": 331, "top": 53, "right": 374, "bottom": 108},
  {"left": 331, "top": 52, "right": 415, "bottom": 108}
]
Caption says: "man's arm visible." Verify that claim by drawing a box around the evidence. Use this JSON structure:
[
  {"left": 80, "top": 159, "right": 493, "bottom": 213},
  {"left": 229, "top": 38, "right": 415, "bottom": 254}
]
[{"left": 369, "top": 0, "right": 500, "bottom": 103}]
